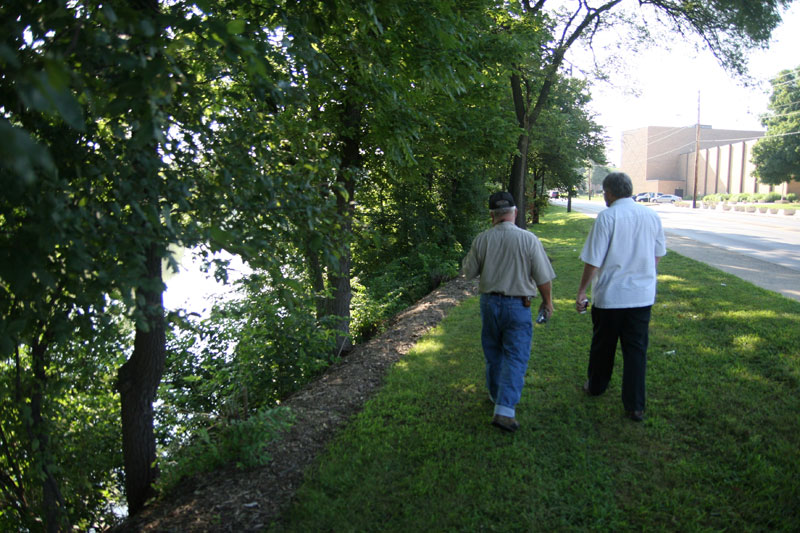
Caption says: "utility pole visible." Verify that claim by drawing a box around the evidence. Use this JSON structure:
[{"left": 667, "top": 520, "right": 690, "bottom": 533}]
[{"left": 692, "top": 90, "right": 700, "bottom": 209}]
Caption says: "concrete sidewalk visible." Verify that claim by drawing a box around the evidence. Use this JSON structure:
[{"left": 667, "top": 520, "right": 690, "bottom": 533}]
[{"left": 666, "top": 233, "right": 800, "bottom": 302}]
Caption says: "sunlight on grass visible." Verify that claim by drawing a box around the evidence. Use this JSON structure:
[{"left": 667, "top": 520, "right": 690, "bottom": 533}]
[
  {"left": 657, "top": 274, "right": 686, "bottom": 283},
  {"left": 729, "top": 363, "right": 773, "bottom": 385},
  {"left": 732, "top": 334, "right": 764, "bottom": 350},
  {"left": 409, "top": 339, "right": 445, "bottom": 354}
]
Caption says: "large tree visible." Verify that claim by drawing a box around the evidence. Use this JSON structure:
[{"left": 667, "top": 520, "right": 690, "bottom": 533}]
[
  {"left": 0, "top": 0, "right": 324, "bottom": 526},
  {"left": 526, "top": 75, "right": 606, "bottom": 223},
  {"left": 752, "top": 66, "right": 800, "bottom": 185},
  {"left": 290, "top": 0, "right": 497, "bottom": 353},
  {"left": 503, "top": 0, "right": 793, "bottom": 227}
]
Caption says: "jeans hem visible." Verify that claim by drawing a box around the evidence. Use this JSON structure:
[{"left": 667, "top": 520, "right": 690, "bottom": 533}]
[{"left": 493, "top": 404, "right": 515, "bottom": 418}]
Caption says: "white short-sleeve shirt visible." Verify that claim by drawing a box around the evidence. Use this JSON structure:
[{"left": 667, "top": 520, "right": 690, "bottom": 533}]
[{"left": 580, "top": 198, "right": 666, "bottom": 308}]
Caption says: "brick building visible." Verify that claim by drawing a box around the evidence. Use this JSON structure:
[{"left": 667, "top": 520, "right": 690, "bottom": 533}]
[{"left": 620, "top": 125, "right": 800, "bottom": 198}]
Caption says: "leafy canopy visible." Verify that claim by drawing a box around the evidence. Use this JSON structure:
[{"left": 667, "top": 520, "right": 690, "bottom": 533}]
[{"left": 752, "top": 66, "right": 800, "bottom": 185}]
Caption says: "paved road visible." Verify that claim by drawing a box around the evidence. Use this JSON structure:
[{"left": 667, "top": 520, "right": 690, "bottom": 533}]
[{"left": 554, "top": 199, "right": 800, "bottom": 302}]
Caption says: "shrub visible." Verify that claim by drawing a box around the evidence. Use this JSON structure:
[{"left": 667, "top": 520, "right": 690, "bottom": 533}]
[
  {"left": 788, "top": 193, "right": 798, "bottom": 202},
  {"left": 157, "top": 406, "right": 294, "bottom": 494},
  {"left": 765, "top": 192, "right": 782, "bottom": 203},
  {"left": 351, "top": 242, "right": 461, "bottom": 342}
]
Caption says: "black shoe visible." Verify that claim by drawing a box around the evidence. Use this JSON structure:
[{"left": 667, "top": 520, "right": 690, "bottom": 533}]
[
  {"left": 626, "top": 410, "right": 644, "bottom": 422},
  {"left": 492, "top": 415, "right": 520, "bottom": 432}
]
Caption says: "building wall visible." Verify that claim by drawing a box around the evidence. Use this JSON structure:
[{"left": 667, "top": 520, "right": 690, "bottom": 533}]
[
  {"left": 682, "top": 139, "right": 800, "bottom": 197},
  {"left": 619, "top": 125, "right": 800, "bottom": 198}
]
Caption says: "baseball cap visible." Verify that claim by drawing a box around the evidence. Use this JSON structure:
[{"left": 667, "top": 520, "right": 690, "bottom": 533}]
[{"left": 489, "top": 191, "right": 516, "bottom": 210}]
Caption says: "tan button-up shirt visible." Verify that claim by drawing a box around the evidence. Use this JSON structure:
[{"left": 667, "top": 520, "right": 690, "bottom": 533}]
[{"left": 462, "top": 222, "right": 555, "bottom": 297}]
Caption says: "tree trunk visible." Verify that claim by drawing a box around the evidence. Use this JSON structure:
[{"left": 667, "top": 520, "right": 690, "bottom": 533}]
[
  {"left": 118, "top": 242, "right": 166, "bottom": 515},
  {"left": 509, "top": 72, "right": 530, "bottom": 229},
  {"left": 29, "top": 336, "right": 66, "bottom": 532},
  {"left": 325, "top": 99, "right": 362, "bottom": 353},
  {"left": 509, "top": 139, "right": 529, "bottom": 229}
]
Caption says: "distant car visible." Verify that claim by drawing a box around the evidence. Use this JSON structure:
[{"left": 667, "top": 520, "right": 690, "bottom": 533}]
[
  {"left": 634, "top": 192, "right": 655, "bottom": 202},
  {"left": 549, "top": 190, "right": 560, "bottom": 198},
  {"left": 651, "top": 194, "right": 682, "bottom": 203}
]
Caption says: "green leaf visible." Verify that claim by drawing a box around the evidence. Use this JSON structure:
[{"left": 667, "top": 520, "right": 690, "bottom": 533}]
[{"left": 227, "top": 20, "right": 246, "bottom": 35}]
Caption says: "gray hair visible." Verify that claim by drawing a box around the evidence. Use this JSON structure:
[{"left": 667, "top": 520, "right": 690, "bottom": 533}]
[
  {"left": 490, "top": 206, "right": 516, "bottom": 218},
  {"left": 602, "top": 172, "right": 633, "bottom": 198}
]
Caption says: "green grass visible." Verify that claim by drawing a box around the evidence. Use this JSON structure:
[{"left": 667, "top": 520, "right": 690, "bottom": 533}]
[{"left": 270, "top": 207, "right": 800, "bottom": 532}]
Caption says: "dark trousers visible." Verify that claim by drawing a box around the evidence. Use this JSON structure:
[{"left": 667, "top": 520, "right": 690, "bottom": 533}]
[{"left": 586, "top": 305, "right": 652, "bottom": 412}]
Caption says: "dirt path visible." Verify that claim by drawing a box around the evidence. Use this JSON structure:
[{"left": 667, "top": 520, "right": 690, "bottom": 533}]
[{"left": 115, "top": 276, "right": 478, "bottom": 532}]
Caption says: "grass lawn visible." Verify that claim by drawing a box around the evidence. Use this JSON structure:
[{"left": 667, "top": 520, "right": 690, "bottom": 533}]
[{"left": 271, "top": 207, "right": 800, "bottom": 532}]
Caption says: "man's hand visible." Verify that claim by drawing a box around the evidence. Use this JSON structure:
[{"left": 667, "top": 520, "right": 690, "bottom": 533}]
[
  {"left": 576, "top": 263, "right": 598, "bottom": 313},
  {"left": 536, "top": 282, "right": 554, "bottom": 319},
  {"left": 575, "top": 293, "right": 590, "bottom": 313}
]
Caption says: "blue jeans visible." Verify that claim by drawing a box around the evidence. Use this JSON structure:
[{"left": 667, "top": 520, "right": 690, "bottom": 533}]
[{"left": 480, "top": 293, "right": 533, "bottom": 418}]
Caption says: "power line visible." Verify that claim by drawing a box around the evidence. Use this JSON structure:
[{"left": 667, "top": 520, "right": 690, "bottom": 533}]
[
  {"left": 645, "top": 130, "right": 800, "bottom": 161},
  {"left": 645, "top": 125, "right": 694, "bottom": 145},
  {"left": 768, "top": 98, "right": 800, "bottom": 111},
  {"left": 769, "top": 77, "right": 798, "bottom": 88},
  {"left": 761, "top": 109, "right": 800, "bottom": 120},
  {"left": 761, "top": 129, "right": 800, "bottom": 140},
  {"left": 645, "top": 140, "right": 697, "bottom": 161}
]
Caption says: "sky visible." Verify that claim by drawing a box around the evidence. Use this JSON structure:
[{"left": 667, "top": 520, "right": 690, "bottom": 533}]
[{"left": 572, "top": 2, "right": 800, "bottom": 167}]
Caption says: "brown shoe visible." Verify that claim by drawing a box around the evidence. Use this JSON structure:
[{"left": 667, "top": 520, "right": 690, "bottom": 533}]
[
  {"left": 626, "top": 410, "right": 644, "bottom": 422},
  {"left": 492, "top": 414, "right": 520, "bottom": 432}
]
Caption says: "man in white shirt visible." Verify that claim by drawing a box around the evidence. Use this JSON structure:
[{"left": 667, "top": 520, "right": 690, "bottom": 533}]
[
  {"left": 575, "top": 172, "right": 666, "bottom": 422},
  {"left": 463, "top": 192, "right": 555, "bottom": 432}
]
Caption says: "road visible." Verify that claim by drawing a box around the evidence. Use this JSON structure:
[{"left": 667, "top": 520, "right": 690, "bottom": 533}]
[{"left": 553, "top": 198, "right": 800, "bottom": 302}]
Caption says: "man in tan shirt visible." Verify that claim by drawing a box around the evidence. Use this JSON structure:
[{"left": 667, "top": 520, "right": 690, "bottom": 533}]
[{"left": 462, "top": 192, "right": 555, "bottom": 432}]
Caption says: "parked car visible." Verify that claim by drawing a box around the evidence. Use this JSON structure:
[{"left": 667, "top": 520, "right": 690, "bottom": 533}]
[
  {"left": 549, "top": 190, "right": 560, "bottom": 198},
  {"left": 651, "top": 194, "right": 682, "bottom": 203},
  {"left": 633, "top": 192, "right": 651, "bottom": 202}
]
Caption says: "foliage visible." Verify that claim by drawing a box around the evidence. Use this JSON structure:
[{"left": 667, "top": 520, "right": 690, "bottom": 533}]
[
  {"left": 1, "top": 0, "right": 795, "bottom": 526},
  {"left": 0, "top": 304, "right": 131, "bottom": 531},
  {"left": 351, "top": 243, "right": 462, "bottom": 342},
  {"left": 753, "top": 66, "right": 800, "bottom": 185},
  {"left": 160, "top": 273, "right": 338, "bottom": 435},
  {"left": 273, "top": 207, "right": 800, "bottom": 533},
  {"left": 527, "top": 77, "right": 607, "bottom": 199},
  {"left": 158, "top": 406, "right": 294, "bottom": 495}
]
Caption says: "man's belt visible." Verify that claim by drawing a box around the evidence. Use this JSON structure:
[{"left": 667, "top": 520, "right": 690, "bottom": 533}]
[{"left": 488, "top": 292, "right": 532, "bottom": 307}]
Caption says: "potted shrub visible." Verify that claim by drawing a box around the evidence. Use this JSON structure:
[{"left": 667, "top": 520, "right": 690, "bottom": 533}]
[
  {"left": 723, "top": 204, "right": 732, "bottom": 211},
  {"left": 759, "top": 206, "right": 768, "bottom": 213},
  {"left": 785, "top": 208, "right": 796, "bottom": 216},
  {"left": 746, "top": 205, "right": 756, "bottom": 213},
  {"left": 770, "top": 207, "right": 779, "bottom": 214}
]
